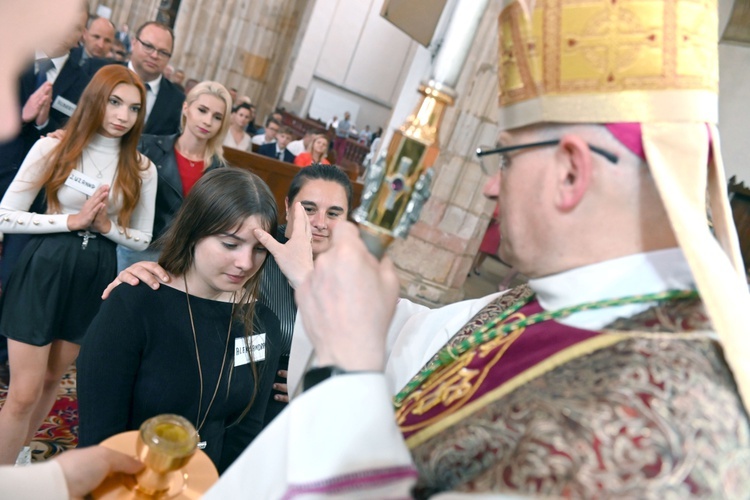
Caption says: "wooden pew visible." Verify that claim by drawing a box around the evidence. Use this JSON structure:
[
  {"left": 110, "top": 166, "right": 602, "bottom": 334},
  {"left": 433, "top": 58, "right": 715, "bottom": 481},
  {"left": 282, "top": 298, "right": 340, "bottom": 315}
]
[
  {"left": 278, "top": 110, "right": 369, "bottom": 179},
  {"left": 222, "top": 147, "right": 363, "bottom": 223}
]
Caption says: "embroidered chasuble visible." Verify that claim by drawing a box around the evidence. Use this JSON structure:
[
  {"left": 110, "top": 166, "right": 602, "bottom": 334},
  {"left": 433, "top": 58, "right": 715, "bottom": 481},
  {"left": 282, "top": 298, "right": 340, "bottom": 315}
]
[{"left": 396, "top": 286, "right": 750, "bottom": 498}]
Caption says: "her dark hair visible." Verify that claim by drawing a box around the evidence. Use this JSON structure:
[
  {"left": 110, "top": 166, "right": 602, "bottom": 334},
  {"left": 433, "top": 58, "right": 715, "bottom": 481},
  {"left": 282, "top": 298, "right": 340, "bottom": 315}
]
[
  {"left": 159, "top": 167, "right": 277, "bottom": 296},
  {"left": 232, "top": 103, "right": 252, "bottom": 114},
  {"left": 286, "top": 163, "right": 353, "bottom": 213},
  {"left": 157, "top": 168, "right": 278, "bottom": 417}
]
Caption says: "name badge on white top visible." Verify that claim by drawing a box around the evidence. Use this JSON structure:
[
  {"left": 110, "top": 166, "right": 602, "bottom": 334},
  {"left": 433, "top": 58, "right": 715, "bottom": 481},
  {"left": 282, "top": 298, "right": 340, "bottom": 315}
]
[
  {"left": 235, "top": 334, "right": 266, "bottom": 366},
  {"left": 52, "top": 95, "right": 77, "bottom": 117},
  {"left": 64, "top": 170, "right": 100, "bottom": 196}
]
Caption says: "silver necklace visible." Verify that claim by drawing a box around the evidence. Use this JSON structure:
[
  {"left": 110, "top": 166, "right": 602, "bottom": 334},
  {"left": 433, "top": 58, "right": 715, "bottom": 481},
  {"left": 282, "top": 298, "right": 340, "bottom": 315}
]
[{"left": 84, "top": 149, "right": 117, "bottom": 178}]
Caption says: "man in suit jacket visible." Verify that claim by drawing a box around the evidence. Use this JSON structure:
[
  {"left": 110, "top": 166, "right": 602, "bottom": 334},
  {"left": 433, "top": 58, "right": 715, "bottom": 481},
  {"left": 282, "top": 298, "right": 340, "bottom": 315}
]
[
  {"left": 127, "top": 22, "right": 184, "bottom": 136},
  {"left": 257, "top": 126, "right": 296, "bottom": 163},
  {"left": 71, "top": 16, "right": 115, "bottom": 67}
]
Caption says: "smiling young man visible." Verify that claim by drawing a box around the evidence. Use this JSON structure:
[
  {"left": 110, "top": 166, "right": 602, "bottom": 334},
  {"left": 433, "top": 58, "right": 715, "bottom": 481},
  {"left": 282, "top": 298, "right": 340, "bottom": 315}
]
[
  {"left": 208, "top": 0, "right": 750, "bottom": 496},
  {"left": 127, "top": 22, "right": 184, "bottom": 135}
]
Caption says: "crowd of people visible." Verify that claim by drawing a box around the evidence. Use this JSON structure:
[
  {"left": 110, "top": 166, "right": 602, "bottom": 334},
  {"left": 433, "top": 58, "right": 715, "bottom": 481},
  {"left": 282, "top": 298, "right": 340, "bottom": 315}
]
[
  {"left": 0, "top": 0, "right": 749, "bottom": 498},
  {"left": 0, "top": 1, "right": 355, "bottom": 475}
]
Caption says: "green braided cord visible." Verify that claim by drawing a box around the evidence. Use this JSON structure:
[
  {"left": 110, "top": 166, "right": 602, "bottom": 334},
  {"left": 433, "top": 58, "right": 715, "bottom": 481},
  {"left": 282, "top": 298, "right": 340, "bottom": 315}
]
[{"left": 393, "top": 289, "right": 699, "bottom": 407}]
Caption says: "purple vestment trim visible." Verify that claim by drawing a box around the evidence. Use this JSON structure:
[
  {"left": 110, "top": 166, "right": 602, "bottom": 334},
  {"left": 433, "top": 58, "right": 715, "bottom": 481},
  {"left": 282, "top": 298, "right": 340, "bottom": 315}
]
[
  {"left": 399, "top": 299, "right": 602, "bottom": 438},
  {"left": 282, "top": 465, "right": 418, "bottom": 499}
]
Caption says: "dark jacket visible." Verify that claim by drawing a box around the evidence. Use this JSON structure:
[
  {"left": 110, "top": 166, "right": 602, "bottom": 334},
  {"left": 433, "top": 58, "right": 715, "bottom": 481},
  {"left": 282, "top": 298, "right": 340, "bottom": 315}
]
[
  {"left": 257, "top": 142, "right": 296, "bottom": 164},
  {"left": 68, "top": 46, "right": 111, "bottom": 76},
  {"left": 0, "top": 51, "right": 95, "bottom": 286},
  {"left": 138, "top": 134, "right": 224, "bottom": 243},
  {"left": 0, "top": 51, "right": 93, "bottom": 196},
  {"left": 144, "top": 78, "right": 185, "bottom": 136}
]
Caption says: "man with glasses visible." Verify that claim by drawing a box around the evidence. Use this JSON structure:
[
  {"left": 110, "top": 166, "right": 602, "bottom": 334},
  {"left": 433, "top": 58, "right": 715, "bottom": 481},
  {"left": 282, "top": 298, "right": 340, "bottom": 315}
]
[
  {"left": 251, "top": 117, "right": 280, "bottom": 146},
  {"left": 127, "top": 21, "right": 184, "bottom": 135},
  {"left": 209, "top": 0, "right": 750, "bottom": 496}
]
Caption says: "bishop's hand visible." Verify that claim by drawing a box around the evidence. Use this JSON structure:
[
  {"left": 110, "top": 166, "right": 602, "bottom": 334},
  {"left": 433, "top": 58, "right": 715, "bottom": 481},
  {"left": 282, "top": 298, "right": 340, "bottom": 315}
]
[{"left": 295, "top": 222, "right": 400, "bottom": 372}]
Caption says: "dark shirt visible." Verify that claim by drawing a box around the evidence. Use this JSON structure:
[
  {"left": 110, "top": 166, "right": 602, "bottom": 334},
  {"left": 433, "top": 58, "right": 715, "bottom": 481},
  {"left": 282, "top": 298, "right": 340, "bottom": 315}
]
[
  {"left": 77, "top": 283, "right": 281, "bottom": 473},
  {"left": 259, "top": 225, "right": 296, "bottom": 425}
]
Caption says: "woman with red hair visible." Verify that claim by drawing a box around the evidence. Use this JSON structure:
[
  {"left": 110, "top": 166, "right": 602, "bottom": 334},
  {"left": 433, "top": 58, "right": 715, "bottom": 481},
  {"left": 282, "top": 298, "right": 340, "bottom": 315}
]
[{"left": 0, "top": 65, "right": 158, "bottom": 465}]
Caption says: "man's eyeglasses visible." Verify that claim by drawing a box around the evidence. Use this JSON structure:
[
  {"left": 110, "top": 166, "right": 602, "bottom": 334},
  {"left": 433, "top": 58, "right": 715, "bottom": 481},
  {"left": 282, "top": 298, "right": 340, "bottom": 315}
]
[
  {"left": 476, "top": 140, "right": 619, "bottom": 176},
  {"left": 136, "top": 38, "right": 172, "bottom": 59}
]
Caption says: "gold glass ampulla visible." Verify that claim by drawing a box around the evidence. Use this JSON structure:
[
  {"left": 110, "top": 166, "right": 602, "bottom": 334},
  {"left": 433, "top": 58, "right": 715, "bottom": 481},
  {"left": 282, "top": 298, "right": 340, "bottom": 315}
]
[
  {"left": 92, "top": 414, "right": 219, "bottom": 499},
  {"left": 353, "top": 79, "right": 455, "bottom": 258}
]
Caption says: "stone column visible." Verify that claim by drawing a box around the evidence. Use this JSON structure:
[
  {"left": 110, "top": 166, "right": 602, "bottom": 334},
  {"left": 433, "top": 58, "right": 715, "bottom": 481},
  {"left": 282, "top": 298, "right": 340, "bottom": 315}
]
[
  {"left": 168, "top": 0, "right": 309, "bottom": 120},
  {"left": 88, "top": 0, "right": 310, "bottom": 120},
  {"left": 88, "top": 0, "right": 160, "bottom": 31},
  {"left": 389, "top": 1, "right": 503, "bottom": 306}
]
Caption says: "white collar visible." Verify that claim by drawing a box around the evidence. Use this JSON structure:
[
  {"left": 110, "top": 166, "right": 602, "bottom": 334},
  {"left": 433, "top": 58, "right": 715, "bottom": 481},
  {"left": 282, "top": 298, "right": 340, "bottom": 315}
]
[
  {"left": 528, "top": 248, "right": 695, "bottom": 330},
  {"left": 128, "top": 61, "right": 163, "bottom": 93},
  {"left": 36, "top": 51, "right": 69, "bottom": 72}
]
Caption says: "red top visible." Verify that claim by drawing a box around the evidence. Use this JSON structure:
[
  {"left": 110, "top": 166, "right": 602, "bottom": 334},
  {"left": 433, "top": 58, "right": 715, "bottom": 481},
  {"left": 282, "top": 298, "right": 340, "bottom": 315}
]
[
  {"left": 293, "top": 152, "right": 330, "bottom": 167},
  {"left": 174, "top": 147, "right": 205, "bottom": 197}
]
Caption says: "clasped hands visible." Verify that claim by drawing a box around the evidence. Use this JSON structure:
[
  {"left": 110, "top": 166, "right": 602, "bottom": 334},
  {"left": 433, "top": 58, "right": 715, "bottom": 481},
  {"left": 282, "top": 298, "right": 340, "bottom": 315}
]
[{"left": 67, "top": 185, "right": 112, "bottom": 234}]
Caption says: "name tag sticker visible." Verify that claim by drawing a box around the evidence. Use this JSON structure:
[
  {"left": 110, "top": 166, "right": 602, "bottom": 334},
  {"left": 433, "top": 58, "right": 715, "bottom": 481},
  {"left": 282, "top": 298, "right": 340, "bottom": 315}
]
[
  {"left": 52, "top": 95, "right": 77, "bottom": 117},
  {"left": 235, "top": 334, "right": 266, "bottom": 366},
  {"left": 64, "top": 170, "right": 100, "bottom": 196}
]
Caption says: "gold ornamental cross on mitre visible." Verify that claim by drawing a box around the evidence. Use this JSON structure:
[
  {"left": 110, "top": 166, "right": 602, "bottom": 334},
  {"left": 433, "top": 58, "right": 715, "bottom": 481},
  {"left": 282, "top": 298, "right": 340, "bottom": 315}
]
[{"left": 497, "top": 0, "right": 719, "bottom": 127}]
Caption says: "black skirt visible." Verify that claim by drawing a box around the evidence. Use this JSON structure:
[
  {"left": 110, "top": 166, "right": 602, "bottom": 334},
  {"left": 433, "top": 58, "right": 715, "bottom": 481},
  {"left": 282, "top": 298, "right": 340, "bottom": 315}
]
[{"left": 0, "top": 231, "right": 117, "bottom": 346}]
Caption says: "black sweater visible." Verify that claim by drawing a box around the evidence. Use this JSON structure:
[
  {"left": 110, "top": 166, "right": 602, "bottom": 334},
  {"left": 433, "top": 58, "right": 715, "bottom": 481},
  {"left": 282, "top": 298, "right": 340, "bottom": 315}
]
[{"left": 77, "top": 282, "right": 281, "bottom": 473}]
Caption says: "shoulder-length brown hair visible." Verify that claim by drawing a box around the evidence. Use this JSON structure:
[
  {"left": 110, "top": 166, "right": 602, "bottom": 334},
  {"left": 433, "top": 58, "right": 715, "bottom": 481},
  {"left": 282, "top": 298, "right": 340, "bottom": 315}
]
[
  {"left": 42, "top": 65, "right": 147, "bottom": 229},
  {"left": 158, "top": 167, "right": 277, "bottom": 419},
  {"left": 158, "top": 166, "right": 277, "bottom": 346}
]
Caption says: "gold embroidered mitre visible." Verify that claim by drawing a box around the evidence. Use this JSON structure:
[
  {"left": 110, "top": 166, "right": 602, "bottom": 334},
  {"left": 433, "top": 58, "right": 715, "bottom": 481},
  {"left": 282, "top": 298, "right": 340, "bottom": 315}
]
[
  {"left": 497, "top": 0, "right": 718, "bottom": 127},
  {"left": 496, "top": 0, "right": 750, "bottom": 415}
]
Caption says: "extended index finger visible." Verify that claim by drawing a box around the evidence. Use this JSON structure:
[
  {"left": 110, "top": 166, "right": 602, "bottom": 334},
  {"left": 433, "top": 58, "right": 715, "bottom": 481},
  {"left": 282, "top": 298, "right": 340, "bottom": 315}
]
[
  {"left": 253, "top": 227, "right": 284, "bottom": 259},
  {"left": 288, "top": 202, "right": 312, "bottom": 240}
]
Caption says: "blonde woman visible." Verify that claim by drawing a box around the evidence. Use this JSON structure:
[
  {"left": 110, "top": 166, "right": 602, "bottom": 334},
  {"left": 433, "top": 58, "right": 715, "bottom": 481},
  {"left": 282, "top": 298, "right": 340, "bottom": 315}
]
[
  {"left": 117, "top": 81, "right": 233, "bottom": 270},
  {"left": 293, "top": 133, "right": 331, "bottom": 167}
]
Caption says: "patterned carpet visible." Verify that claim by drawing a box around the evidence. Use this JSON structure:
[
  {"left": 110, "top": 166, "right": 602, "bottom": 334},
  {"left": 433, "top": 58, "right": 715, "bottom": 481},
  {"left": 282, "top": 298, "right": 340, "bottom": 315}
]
[{"left": 0, "top": 367, "right": 79, "bottom": 462}]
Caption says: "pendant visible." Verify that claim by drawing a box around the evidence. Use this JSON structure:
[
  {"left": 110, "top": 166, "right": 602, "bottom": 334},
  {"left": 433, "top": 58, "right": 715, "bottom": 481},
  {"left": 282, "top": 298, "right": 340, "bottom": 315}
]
[
  {"left": 197, "top": 441, "right": 207, "bottom": 449},
  {"left": 97, "top": 172, "right": 103, "bottom": 178}
]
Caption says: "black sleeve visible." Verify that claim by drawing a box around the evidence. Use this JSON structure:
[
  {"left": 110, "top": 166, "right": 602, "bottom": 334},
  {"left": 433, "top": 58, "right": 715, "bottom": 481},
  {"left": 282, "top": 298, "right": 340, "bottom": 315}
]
[
  {"left": 219, "top": 305, "right": 282, "bottom": 471},
  {"left": 77, "top": 285, "right": 148, "bottom": 446}
]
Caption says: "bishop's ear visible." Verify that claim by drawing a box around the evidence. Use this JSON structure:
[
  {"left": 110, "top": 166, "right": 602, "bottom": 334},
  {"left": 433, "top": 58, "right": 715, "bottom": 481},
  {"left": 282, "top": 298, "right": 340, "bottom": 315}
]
[{"left": 555, "top": 134, "right": 593, "bottom": 212}]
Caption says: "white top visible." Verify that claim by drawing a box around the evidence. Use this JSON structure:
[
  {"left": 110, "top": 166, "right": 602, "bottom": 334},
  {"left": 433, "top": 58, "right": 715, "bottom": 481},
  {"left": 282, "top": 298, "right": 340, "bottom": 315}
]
[
  {"left": 208, "top": 249, "right": 699, "bottom": 498},
  {"left": 287, "top": 139, "right": 306, "bottom": 156},
  {"left": 251, "top": 133, "right": 274, "bottom": 146},
  {"left": 223, "top": 130, "right": 252, "bottom": 151},
  {"left": 0, "top": 460, "right": 68, "bottom": 499},
  {"left": 0, "top": 135, "right": 158, "bottom": 251}
]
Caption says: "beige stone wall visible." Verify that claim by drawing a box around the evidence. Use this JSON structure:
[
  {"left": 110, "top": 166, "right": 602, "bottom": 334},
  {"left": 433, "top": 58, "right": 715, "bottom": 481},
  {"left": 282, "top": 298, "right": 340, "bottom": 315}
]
[
  {"left": 388, "top": 2, "right": 502, "bottom": 306},
  {"left": 87, "top": 0, "right": 310, "bottom": 121}
]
